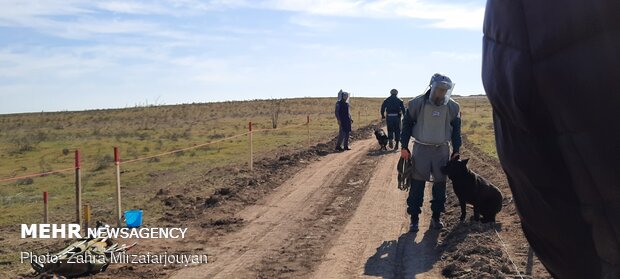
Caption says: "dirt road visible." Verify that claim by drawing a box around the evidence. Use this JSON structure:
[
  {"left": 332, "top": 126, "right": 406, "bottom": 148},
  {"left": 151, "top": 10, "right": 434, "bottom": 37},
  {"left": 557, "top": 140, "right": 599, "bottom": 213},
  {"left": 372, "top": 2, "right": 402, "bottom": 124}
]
[
  {"left": 165, "top": 131, "right": 547, "bottom": 279},
  {"left": 312, "top": 148, "right": 442, "bottom": 279},
  {"left": 169, "top": 134, "right": 445, "bottom": 279}
]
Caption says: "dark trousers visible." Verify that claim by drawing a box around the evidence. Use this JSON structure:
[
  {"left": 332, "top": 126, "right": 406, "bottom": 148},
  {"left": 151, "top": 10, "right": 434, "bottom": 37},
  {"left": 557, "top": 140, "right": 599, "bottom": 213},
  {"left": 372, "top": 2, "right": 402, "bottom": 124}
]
[
  {"left": 336, "top": 126, "right": 350, "bottom": 148},
  {"left": 406, "top": 179, "right": 446, "bottom": 221},
  {"left": 386, "top": 116, "right": 401, "bottom": 142}
]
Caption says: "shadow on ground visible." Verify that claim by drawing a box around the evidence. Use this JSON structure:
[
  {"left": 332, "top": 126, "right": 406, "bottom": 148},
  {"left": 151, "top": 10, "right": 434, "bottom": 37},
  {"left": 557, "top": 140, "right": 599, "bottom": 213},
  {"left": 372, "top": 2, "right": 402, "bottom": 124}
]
[
  {"left": 367, "top": 149, "right": 398, "bottom": 157},
  {"left": 364, "top": 222, "right": 474, "bottom": 278}
]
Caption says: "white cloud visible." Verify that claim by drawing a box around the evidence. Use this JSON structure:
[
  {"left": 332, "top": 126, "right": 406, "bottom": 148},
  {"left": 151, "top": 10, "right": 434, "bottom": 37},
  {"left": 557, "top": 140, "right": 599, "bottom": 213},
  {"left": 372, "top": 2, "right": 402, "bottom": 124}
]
[
  {"left": 0, "top": 0, "right": 486, "bottom": 113},
  {"left": 395, "top": 1, "right": 484, "bottom": 30},
  {"left": 0, "top": 0, "right": 484, "bottom": 38},
  {"left": 0, "top": 48, "right": 113, "bottom": 79},
  {"left": 0, "top": 2, "right": 235, "bottom": 45},
  {"left": 0, "top": 2, "right": 163, "bottom": 39},
  {"left": 265, "top": 0, "right": 363, "bottom": 16},
  {"left": 95, "top": 1, "right": 169, "bottom": 15},
  {"left": 288, "top": 14, "right": 337, "bottom": 30},
  {"left": 259, "top": 0, "right": 484, "bottom": 30},
  {"left": 0, "top": 0, "right": 91, "bottom": 18}
]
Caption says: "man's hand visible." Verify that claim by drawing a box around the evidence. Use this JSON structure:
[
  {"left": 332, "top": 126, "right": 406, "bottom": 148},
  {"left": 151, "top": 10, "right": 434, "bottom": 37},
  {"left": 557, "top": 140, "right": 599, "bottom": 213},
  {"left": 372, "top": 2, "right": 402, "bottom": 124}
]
[
  {"left": 451, "top": 152, "right": 460, "bottom": 160},
  {"left": 401, "top": 148, "right": 410, "bottom": 160}
]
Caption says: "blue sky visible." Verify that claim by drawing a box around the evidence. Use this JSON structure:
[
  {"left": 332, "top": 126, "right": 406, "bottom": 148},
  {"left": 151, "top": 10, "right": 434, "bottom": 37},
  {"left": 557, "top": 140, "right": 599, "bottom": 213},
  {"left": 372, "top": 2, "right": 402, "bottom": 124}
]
[{"left": 0, "top": 0, "right": 486, "bottom": 114}]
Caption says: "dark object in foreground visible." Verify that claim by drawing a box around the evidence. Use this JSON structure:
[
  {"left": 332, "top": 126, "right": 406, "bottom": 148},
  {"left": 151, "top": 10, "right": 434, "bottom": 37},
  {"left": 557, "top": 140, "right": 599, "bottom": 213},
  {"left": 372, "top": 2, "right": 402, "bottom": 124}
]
[
  {"left": 483, "top": 0, "right": 620, "bottom": 277},
  {"left": 442, "top": 157, "right": 502, "bottom": 223},
  {"left": 374, "top": 128, "right": 388, "bottom": 151}
]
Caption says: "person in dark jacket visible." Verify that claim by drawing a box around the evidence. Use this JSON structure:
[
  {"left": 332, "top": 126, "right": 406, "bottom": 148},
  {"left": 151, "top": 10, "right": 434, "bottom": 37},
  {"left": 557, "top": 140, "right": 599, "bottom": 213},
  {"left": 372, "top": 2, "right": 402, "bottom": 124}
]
[
  {"left": 483, "top": 1, "right": 620, "bottom": 278},
  {"left": 335, "top": 90, "right": 352, "bottom": 151},
  {"left": 381, "top": 89, "right": 406, "bottom": 150},
  {"left": 400, "top": 73, "right": 462, "bottom": 232}
]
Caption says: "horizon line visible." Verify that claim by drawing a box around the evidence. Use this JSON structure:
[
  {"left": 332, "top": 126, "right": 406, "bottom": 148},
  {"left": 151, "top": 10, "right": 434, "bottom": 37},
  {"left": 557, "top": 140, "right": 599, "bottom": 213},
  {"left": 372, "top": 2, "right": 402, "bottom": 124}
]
[{"left": 0, "top": 94, "right": 488, "bottom": 116}]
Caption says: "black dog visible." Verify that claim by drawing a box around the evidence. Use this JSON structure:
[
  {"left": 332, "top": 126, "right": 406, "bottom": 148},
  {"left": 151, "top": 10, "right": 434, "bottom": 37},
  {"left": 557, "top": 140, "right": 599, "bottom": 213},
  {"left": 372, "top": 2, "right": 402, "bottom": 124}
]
[
  {"left": 374, "top": 129, "right": 388, "bottom": 151},
  {"left": 441, "top": 157, "right": 503, "bottom": 223}
]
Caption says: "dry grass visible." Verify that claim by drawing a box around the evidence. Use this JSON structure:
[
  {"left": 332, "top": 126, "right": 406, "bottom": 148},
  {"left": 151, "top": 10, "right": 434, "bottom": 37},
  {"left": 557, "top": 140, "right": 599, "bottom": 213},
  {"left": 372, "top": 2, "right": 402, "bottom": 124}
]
[
  {"left": 0, "top": 97, "right": 386, "bottom": 226},
  {"left": 0, "top": 96, "right": 496, "bottom": 276},
  {"left": 455, "top": 96, "right": 496, "bottom": 158}
]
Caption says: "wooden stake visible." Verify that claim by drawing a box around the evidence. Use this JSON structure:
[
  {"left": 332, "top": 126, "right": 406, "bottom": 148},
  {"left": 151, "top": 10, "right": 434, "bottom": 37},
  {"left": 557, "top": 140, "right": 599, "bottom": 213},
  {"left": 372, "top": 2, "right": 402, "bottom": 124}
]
[
  {"left": 248, "top": 122, "right": 253, "bottom": 171},
  {"left": 306, "top": 115, "right": 310, "bottom": 147},
  {"left": 114, "top": 147, "right": 122, "bottom": 227},
  {"left": 83, "top": 204, "right": 91, "bottom": 231},
  {"left": 43, "top": 191, "right": 48, "bottom": 223},
  {"left": 75, "top": 150, "right": 82, "bottom": 226}
]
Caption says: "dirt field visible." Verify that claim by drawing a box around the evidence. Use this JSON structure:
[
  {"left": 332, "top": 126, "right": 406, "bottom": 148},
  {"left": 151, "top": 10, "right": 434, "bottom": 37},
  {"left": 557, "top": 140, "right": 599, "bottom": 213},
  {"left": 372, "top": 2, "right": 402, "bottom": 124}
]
[
  {"left": 155, "top": 128, "right": 549, "bottom": 279},
  {"left": 4, "top": 98, "right": 553, "bottom": 278},
  {"left": 122, "top": 128, "right": 548, "bottom": 278}
]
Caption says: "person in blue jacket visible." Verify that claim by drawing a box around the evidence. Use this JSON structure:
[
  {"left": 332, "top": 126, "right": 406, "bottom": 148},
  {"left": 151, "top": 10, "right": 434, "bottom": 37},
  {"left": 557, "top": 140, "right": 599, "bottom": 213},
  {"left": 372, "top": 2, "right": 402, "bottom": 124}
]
[
  {"left": 335, "top": 90, "right": 352, "bottom": 151},
  {"left": 381, "top": 89, "right": 407, "bottom": 150},
  {"left": 400, "top": 73, "right": 461, "bottom": 232}
]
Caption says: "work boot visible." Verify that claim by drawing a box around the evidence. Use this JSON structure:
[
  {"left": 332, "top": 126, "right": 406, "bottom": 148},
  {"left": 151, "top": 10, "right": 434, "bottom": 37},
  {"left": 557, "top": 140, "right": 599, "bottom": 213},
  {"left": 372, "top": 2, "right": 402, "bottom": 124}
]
[
  {"left": 394, "top": 141, "right": 399, "bottom": 150},
  {"left": 388, "top": 139, "right": 394, "bottom": 149},
  {"left": 430, "top": 218, "right": 444, "bottom": 230},
  {"left": 409, "top": 217, "right": 419, "bottom": 232},
  {"left": 335, "top": 146, "right": 344, "bottom": 151}
]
